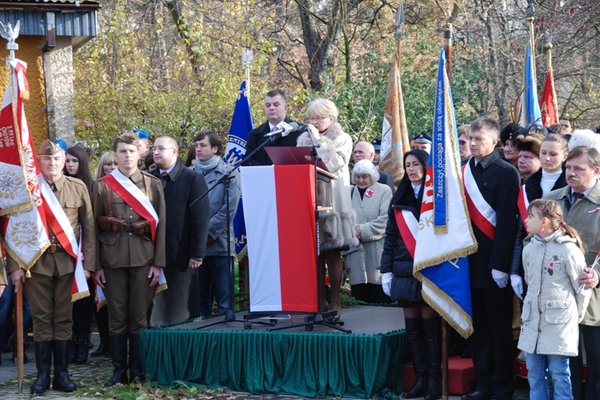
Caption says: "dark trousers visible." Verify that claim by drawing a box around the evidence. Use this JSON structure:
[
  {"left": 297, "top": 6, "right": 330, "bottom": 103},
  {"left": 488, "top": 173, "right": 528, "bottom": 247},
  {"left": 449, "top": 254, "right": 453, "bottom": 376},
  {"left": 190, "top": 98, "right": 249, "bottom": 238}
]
[
  {"left": 72, "top": 278, "right": 95, "bottom": 337},
  {"left": 195, "top": 256, "right": 232, "bottom": 316},
  {"left": 571, "top": 324, "right": 600, "bottom": 400},
  {"left": 104, "top": 266, "right": 153, "bottom": 335},
  {"left": 470, "top": 286, "right": 514, "bottom": 399},
  {"left": 0, "top": 278, "right": 32, "bottom": 349},
  {"left": 150, "top": 267, "right": 193, "bottom": 327}
]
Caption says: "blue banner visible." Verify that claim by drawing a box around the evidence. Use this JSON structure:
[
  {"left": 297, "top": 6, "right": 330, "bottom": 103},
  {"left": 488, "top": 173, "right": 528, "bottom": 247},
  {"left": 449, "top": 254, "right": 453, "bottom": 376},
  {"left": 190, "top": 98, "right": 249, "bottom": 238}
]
[
  {"left": 521, "top": 43, "right": 542, "bottom": 126},
  {"left": 224, "top": 81, "right": 253, "bottom": 254},
  {"left": 414, "top": 49, "right": 475, "bottom": 338}
]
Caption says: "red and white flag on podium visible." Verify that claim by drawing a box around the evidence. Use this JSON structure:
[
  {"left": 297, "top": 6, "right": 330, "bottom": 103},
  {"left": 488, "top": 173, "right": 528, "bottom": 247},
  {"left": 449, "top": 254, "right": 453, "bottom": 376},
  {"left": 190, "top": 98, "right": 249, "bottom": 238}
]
[{"left": 241, "top": 165, "right": 319, "bottom": 312}]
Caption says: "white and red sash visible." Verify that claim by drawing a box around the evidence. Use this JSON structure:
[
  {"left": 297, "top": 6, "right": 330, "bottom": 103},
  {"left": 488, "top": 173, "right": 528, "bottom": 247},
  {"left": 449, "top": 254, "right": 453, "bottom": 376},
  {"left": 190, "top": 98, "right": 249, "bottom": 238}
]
[
  {"left": 462, "top": 162, "right": 496, "bottom": 240},
  {"left": 38, "top": 177, "right": 89, "bottom": 300},
  {"left": 517, "top": 185, "right": 530, "bottom": 234},
  {"left": 102, "top": 169, "right": 159, "bottom": 242},
  {"left": 394, "top": 208, "right": 419, "bottom": 259},
  {"left": 102, "top": 169, "right": 167, "bottom": 293}
]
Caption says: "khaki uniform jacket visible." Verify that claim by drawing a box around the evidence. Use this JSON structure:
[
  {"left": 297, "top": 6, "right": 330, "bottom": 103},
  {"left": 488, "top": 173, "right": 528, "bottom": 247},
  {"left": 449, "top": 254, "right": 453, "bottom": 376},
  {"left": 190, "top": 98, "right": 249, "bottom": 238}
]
[
  {"left": 6, "top": 175, "right": 96, "bottom": 276},
  {"left": 545, "top": 181, "right": 600, "bottom": 326},
  {"left": 92, "top": 169, "right": 166, "bottom": 269}
]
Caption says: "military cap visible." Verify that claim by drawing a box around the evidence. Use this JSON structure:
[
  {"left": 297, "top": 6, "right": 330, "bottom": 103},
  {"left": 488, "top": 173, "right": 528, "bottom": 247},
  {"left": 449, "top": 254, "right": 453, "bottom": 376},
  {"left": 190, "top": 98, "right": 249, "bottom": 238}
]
[
  {"left": 38, "top": 139, "right": 64, "bottom": 155},
  {"left": 413, "top": 132, "right": 432, "bottom": 145}
]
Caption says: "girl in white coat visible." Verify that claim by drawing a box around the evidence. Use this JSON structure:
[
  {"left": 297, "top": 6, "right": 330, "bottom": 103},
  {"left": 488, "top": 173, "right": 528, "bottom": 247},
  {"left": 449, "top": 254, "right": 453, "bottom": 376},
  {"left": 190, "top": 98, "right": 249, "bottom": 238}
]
[{"left": 519, "top": 199, "right": 591, "bottom": 400}]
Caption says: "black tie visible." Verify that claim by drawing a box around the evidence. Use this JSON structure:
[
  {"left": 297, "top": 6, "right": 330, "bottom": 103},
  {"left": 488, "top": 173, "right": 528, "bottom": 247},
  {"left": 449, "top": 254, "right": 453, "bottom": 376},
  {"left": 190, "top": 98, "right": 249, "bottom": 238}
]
[{"left": 573, "top": 192, "right": 584, "bottom": 200}]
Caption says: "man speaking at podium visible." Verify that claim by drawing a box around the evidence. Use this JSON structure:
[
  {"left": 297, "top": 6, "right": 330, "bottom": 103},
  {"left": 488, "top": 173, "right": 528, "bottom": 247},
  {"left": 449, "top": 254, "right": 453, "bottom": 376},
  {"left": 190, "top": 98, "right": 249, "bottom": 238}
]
[{"left": 244, "top": 89, "right": 299, "bottom": 166}]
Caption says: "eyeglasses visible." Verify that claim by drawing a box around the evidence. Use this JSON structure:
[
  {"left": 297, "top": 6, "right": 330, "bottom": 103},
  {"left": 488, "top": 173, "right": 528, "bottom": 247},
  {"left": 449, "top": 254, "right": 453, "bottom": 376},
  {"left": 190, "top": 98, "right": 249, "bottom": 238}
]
[{"left": 152, "top": 146, "right": 174, "bottom": 152}]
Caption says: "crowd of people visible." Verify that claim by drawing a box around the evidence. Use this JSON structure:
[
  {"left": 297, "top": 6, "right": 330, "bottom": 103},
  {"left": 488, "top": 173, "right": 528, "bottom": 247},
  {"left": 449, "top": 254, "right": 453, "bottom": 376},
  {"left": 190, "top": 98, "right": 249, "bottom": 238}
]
[{"left": 2, "top": 88, "right": 600, "bottom": 400}]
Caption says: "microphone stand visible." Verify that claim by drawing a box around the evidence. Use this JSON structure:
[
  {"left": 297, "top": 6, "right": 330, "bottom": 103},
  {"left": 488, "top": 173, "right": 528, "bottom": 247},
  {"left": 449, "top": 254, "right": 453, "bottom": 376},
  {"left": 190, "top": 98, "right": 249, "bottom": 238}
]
[{"left": 194, "top": 132, "right": 286, "bottom": 329}]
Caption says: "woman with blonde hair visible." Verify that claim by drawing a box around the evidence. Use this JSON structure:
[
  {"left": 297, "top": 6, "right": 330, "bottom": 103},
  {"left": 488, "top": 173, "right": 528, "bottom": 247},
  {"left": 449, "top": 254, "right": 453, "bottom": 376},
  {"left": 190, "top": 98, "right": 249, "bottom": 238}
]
[
  {"left": 95, "top": 151, "right": 118, "bottom": 179},
  {"left": 297, "top": 98, "right": 358, "bottom": 318}
]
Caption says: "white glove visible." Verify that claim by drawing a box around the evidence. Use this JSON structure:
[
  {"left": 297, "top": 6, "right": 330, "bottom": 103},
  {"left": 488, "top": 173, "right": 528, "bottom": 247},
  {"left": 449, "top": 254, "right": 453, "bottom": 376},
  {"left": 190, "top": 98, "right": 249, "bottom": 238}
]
[
  {"left": 491, "top": 268, "right": 509, "bottom": 288},
  {"left": 510, "top": 274, "right": 524, "bottom": 300},
  {"left": 381, "top": 272, "right": 393, "bottom": 297}
]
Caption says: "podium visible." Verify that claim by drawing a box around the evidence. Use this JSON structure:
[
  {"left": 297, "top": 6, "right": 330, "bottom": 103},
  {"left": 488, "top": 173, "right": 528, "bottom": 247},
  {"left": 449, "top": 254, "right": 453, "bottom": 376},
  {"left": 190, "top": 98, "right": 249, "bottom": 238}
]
[{"left": 240, "top": 164, "right": 326, "bottom": 313}]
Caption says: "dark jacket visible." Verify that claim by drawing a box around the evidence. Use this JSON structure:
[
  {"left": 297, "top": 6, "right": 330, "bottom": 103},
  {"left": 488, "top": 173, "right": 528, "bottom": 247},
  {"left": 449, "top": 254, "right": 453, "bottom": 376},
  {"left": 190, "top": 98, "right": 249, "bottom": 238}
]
[
  {"left": 467, "top": 152, "right": 520, "bottom": 288},
  {"left": 378, "top": 170, "right": 395, "bottom": 191},
  {"left": 511, "top": 168, "right": 567, "bottom": 277},
  {"left": 154, "top": 160, "right": 209, "bottom": 271},
  {"left": 524, "top": 168, "right": 567, "bottom": 201},
  {"left": 380, "top": 176, "right": 424, "bottom": 305},
  {"left": 244, "top": 117, "right": 299, "bottom": 166}
]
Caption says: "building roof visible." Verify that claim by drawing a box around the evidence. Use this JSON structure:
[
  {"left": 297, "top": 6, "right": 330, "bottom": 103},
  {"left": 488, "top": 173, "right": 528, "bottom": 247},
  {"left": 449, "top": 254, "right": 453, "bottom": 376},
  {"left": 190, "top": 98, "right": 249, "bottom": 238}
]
[
  {"left": 0, "top": 0, "right": 99, "bottom": 41},
  {"left": 0, "top": 1, "right": 99, "bottom": 8}
]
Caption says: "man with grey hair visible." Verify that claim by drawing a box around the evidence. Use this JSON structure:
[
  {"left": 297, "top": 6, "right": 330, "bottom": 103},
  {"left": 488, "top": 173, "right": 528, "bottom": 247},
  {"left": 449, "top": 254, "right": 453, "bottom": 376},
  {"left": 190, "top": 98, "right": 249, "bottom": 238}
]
[
  {"left": 545, "top": 146, "right": 600, "bottom": 400},
  {"left": 461, "top": 116, "right": 519, "bottom": 400},
  {"left": 352, "top": 141, "right": 394, "bottom": 190},
  {"left": 150, "top": 136, "right": 209, "bottom": 326},
  {"left": 8, "top": 140, "right": 96, "bottom": 395}
]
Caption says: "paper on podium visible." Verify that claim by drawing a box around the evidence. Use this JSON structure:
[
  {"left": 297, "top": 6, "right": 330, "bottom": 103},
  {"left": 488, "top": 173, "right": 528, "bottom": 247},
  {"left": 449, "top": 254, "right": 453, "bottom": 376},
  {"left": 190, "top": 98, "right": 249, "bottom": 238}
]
[{"left": 265, "top": 146, "right": 329, "bottom": 171}]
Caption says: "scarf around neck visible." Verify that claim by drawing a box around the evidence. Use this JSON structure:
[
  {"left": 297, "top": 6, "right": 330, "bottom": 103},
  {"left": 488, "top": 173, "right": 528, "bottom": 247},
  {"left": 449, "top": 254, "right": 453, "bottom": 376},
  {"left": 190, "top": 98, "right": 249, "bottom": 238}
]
[{"left": 194, "top": 156, "right": 220, "bottom": 174}]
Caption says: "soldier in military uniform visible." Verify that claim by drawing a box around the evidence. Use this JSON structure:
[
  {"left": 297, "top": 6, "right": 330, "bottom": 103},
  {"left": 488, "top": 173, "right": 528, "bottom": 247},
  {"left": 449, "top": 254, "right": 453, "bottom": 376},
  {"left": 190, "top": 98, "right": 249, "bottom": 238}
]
[
  {"left": 92, "top": 132, "right": 166, "bottom": 387},
  {"left": 7, "top": 140, "right": 96, "bottom": 395}
]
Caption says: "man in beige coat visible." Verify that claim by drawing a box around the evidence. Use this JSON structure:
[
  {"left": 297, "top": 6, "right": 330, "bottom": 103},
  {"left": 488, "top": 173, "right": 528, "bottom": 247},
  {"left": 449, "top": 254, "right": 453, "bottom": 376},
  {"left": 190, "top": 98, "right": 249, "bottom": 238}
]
[
  {"left": 545, "top": 146, "right": 600, "bottom": 400},
  {"left": 92, "top": 132, "right": 166, "bottom": 387},
  {"left": 7, "top": 140, "right": 96, "bottom": 395}
]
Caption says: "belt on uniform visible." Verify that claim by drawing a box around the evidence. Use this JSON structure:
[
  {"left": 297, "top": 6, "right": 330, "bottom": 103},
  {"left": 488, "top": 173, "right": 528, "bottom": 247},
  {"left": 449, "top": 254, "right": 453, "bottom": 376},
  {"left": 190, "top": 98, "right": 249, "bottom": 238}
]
[
  {"left": 122, "top": 224, "right": 135, "bottom": 233},
  {"left": 47, "top": 243, "right": 65, "bottom": 254}
]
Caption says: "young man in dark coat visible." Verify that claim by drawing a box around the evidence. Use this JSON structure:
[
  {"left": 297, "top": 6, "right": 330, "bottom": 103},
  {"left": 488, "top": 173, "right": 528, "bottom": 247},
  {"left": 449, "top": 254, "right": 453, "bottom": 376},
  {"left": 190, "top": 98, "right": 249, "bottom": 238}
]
[
  {"left": 244, "top": 89, "right": 298, "bottom": 166},
  {"left": 461, "top": 116, "right": 520, "bottom": 400},
  {"left": 150, "top": 136, "right": 209, "bottom": 326}
]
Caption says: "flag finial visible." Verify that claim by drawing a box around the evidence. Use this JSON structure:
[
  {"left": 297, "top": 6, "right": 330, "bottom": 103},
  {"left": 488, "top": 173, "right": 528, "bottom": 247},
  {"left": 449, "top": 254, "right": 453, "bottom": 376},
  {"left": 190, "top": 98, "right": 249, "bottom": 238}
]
[{"left": 0, "top": 20, "right": 20, "bottom": 63}]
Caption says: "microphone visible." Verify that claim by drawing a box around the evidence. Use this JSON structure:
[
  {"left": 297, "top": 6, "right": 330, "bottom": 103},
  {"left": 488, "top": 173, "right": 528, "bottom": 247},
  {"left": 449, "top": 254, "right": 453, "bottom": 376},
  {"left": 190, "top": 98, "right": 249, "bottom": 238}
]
[{"left": 264, "top": 122, "right": 308, "bottom": 139}]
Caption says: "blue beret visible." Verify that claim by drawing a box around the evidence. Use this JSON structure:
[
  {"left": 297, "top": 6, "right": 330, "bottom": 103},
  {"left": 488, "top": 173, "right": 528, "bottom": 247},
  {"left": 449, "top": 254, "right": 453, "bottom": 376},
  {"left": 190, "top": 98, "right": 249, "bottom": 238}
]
[
  {"left": 53, "top": 139, "right": 68, "bottom": 151},
  {"left": 133, "top": 128, "right": 149, "bottom": 140}
]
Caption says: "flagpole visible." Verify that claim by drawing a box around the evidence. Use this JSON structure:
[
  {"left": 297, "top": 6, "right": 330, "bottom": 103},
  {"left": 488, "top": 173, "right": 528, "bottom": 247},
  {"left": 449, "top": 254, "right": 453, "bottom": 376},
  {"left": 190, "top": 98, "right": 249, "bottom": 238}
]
[
  {"left": 545, "top": 41, "right": 558, "bottom": 121},
  {"left": 242, "top": 49, "right": 253, "bottom": 96},
  {"left": 1, "top": 21, "right": 25, "bottom": 393},
  {"left": 442, "top": 3, "right": 458, "bottom": 85},
  {"left": 526, "top": 0, "right": 536, "bottom": 73},
  {"left": 441, "top": 5, "right": 458, "bottom": 399}
]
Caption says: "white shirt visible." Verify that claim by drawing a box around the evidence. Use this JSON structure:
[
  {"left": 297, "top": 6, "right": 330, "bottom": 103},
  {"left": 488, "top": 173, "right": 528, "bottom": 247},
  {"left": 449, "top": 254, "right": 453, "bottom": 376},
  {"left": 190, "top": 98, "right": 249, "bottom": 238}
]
[{"left": 540, "top": 169, "right": 563, "bottom": 196}]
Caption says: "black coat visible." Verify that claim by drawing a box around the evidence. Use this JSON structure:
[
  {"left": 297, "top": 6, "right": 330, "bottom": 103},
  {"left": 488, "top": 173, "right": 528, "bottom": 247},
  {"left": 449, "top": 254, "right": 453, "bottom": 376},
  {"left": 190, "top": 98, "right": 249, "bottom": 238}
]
[
  {"left": 380, "top": 176, "right": 424, "bottom": 305},
  {"left": 243, "top": 117, "right": 300, "bottom": 166},
  {"left": 154, "top": 160, "right": 209, "bottom": 271},
  {"left": 510, "top": 168, "right": 567, "bottom": 277},
  {"left": 378, "top": 170, "right": 395, "bottom": 191},
  {"left": 467, "top": 152, "right": 520, "bottom": 288},
  {"left": 524, "top": 168, "right": 567, "bottom": 201}
]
